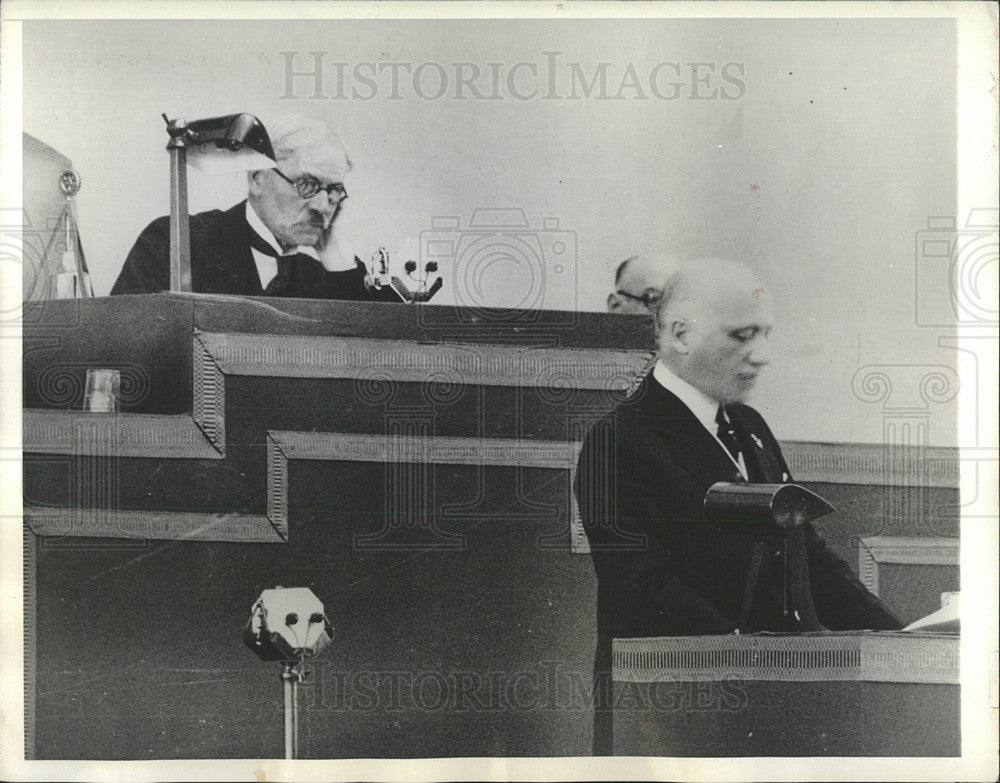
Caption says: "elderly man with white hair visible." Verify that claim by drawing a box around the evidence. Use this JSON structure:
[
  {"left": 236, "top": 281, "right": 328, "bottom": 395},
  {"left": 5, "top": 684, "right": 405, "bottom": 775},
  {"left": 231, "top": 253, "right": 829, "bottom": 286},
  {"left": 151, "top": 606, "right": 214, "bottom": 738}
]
[{"left": 111, "top": 113, "right": 374, "bottom": 299}]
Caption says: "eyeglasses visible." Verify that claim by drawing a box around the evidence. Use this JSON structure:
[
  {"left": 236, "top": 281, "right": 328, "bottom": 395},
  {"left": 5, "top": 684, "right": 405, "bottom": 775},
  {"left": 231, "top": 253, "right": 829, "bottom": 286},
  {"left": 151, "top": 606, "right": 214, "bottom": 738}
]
[
  {"left": 615, "top": 289, "right": 661, "bottom": 307},
  {"left": 272, "top": 168, "right": 348, "bottom": 203}
]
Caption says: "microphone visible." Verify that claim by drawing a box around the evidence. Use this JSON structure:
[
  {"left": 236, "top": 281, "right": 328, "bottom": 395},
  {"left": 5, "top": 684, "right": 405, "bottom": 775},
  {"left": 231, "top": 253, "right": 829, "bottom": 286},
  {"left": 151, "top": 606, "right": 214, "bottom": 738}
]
[
  {"left": 364, "top": 246, "right": 444, "bottom": 303},
  {"left": 703, "top": 482, "right": 836, "bottom": 529}
]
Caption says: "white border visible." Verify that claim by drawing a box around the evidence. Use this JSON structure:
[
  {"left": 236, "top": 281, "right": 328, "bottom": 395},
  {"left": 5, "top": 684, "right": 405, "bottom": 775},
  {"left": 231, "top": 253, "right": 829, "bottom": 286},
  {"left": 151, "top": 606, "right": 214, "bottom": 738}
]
[{"left": 1, "top": 2, "right": 997, "bottom": 782}]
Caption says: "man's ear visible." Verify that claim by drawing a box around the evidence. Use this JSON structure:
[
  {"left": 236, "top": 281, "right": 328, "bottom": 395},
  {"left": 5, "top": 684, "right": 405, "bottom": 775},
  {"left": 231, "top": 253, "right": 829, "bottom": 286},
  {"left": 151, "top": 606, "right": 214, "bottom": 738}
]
[
  {"left": 247, "top": 170, "right": 266, "bottom": 197},
  {"left": 663, "top": 318, "right": 690, "bottom": 354},
  {"left": 607, "top": 292, "right": 621, "bottom": 312}
]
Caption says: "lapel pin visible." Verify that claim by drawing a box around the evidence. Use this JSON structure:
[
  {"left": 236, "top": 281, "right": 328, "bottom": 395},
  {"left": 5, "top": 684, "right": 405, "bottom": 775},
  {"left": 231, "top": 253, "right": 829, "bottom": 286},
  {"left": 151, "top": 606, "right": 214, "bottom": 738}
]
[{"left": 750, "top": 433, "right": 763, "bottom": 449}]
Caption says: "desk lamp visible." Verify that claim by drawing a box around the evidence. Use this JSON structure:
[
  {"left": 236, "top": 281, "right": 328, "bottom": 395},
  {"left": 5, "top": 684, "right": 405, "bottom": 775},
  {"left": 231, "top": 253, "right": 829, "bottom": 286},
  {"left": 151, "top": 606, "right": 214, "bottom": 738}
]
[{"left": 161, "top": 112, "right": 277, "bottom": 293}]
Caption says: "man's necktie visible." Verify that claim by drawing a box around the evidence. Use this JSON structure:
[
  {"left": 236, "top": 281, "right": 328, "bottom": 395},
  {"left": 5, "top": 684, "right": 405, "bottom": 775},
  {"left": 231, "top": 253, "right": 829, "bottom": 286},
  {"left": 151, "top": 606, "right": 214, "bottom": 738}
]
[
  {"left": 715, "top": 403, "right": 743, "bottom": 465},
  {"left": 247, "top": 227, "right": 294, "bottom": 297}
]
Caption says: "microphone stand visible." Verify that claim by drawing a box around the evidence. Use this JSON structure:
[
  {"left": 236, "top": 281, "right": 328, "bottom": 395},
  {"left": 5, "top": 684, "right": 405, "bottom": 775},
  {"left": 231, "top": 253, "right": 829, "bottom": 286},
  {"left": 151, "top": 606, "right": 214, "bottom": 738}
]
[{"left": 281, "top": 658, "right": 304, "bottom": 759}]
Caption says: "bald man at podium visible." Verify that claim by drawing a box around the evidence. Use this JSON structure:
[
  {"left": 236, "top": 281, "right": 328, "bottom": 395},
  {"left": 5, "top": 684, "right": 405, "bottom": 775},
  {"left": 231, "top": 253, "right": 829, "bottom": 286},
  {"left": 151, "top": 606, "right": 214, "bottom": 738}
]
[{"left": 574, "top": 258, "right": 900, "bottom": 753}]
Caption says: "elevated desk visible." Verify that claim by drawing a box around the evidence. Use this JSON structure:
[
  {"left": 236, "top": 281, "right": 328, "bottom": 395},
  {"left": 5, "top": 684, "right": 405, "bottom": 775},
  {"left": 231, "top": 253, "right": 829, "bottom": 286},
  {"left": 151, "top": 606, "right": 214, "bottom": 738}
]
[
  {"left": 612, "top": 632, "right": 959, "bottom": 756},
  {"left": 22, "top": 294, "right": 653, "bottom": 759}
]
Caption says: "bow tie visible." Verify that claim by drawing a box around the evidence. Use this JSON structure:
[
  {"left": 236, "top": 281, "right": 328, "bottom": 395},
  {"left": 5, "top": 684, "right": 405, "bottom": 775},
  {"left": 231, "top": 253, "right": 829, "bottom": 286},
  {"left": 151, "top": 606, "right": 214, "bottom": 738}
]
[
  {"left": 246, "top": 224, "right": 286, "bottom": 258},
  {"left": 247, "top": 226, "right": 295, "bottom": 296}
]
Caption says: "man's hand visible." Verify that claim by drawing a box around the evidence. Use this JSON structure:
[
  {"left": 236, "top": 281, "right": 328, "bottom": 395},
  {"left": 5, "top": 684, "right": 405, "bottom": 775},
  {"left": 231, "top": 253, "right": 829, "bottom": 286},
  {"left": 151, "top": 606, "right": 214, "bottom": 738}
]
[{"left": 315, "top": 213, "right": 357, "bottom": 272}]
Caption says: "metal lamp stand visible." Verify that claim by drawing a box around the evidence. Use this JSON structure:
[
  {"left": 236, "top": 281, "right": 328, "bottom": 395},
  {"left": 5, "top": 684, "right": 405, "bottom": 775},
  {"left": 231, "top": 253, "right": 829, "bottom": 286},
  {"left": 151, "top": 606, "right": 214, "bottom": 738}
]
[{"left": 164, "top": 116, "right": 192, "bottom": 293}]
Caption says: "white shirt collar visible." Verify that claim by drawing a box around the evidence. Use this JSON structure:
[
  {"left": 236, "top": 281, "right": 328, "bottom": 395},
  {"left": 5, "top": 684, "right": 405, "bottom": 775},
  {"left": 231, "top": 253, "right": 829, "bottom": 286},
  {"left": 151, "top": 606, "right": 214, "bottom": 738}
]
[
  {"left": 651, "top": 360, "right": 748, "bottom": 479},
  {"left": 245, "top": 201, "right": 319, "bottom": 261},
  {"left": 652, "top": 360, "right": 721, "bottom": 431}
]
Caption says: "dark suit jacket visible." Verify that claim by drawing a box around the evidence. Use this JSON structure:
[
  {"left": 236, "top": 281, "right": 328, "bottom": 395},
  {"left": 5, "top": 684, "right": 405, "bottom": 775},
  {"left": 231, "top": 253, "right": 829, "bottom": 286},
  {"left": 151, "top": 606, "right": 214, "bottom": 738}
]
[
  {"left": 111, "top": 201, "right": 374, "bottom": 300},
  {"left": 576, "top": 373, "right": 901, "bottom": 753},
  {"left": 575, "top": 371, "right": 901, "bottom": 648}
]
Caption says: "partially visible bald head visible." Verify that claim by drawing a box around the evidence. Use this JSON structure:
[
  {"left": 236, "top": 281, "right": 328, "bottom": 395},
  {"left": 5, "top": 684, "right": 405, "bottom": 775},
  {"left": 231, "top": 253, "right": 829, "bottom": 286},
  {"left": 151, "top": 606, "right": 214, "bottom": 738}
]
[
  {"left": 656, "top": 258, "right": 763, "bottom": 326},
  {"left": 656, "top": 258, "right": 774, "bottom": 403},
  {"left": 608, "top": 251, "right": 683, "bottom": 315}
]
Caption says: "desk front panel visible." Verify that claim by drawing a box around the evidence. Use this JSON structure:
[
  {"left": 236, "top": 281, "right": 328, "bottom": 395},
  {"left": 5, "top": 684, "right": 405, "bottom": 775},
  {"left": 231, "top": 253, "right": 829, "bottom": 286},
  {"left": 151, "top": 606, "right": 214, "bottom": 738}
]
[
  {"left": 34, "top": 461, "right": 596, "bottom": 759},
  {"left": 612, "top": 633, "right": 959, "bottom": 757}
]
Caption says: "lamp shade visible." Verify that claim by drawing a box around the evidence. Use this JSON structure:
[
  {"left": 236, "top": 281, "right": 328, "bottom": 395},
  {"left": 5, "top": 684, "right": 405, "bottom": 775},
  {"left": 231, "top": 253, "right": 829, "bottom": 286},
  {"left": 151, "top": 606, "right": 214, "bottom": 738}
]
[{"left": 181, "top": 113, "right": 277, "bottom": 174}]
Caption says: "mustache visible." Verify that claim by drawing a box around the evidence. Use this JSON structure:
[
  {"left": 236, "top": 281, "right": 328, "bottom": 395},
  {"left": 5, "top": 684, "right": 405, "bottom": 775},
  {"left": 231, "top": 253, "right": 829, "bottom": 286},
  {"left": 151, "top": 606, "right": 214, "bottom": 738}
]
[{"left": 305, "top": 205, "right": 341, "bottom": 229}]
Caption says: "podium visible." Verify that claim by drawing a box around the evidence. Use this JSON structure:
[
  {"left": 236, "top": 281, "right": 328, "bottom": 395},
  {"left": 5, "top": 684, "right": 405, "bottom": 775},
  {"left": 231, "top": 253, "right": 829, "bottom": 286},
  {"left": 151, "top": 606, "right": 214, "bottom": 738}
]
[{"left": 612, "top": 632, "right": 959, "bottom": 756}]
